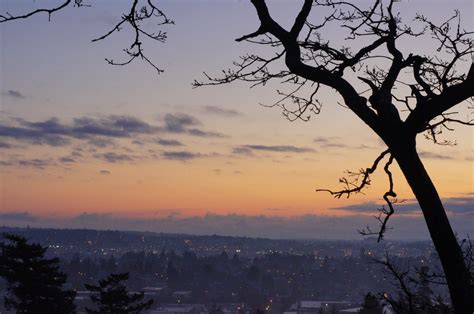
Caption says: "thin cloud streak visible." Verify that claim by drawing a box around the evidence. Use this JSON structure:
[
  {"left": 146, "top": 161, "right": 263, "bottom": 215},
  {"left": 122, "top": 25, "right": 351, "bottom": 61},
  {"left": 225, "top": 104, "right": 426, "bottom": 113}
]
[
  {"left": 203, "top": 105, "right": 242, "bottom": 117},
  {"left": 235, "top": 145, "right": 316, "bottom": 154},
  {"left": 332, "top": 196, "right": 474, "bottom": 214},
  {"left": 418, "top": 151, "right": 453, "bottom": 160},
  {"left": 155, "top": 138, "right": 184, "bottom": 146},
  {"left": 161, "top": 151, "right": 202, "bottom": 161},
  {"left": 2, "top": 90, "right": 26, "bottom": 99},
  {"left": 94, "top": 152, "right": 134, "bottom": 163}
]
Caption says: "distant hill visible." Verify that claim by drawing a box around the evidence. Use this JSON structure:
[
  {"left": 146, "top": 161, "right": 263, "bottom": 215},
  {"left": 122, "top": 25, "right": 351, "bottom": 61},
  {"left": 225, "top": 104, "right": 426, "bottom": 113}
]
[{"left": 0, "top": 226, "right": 432, "bottom": 258}]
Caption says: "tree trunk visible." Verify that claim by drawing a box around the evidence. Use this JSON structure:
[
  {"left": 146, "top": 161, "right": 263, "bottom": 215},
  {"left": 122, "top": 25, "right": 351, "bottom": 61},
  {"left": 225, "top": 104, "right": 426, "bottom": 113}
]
[{"left": 392, "top": 142, "right": 473, "bottom": 313}]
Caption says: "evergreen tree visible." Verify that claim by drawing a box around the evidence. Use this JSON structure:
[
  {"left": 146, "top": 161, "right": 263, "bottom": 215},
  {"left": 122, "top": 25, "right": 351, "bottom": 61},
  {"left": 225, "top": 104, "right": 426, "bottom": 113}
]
[
  {"left": 209, "top": 303, "right": 224, "bottom": 314},
  {"left": 0, "top": 233, "right": 76, "bottom": 314},
  {"left": 416, "top": 266, "right": 434, "bottom": 310},
  {"left": 85, "top": 272, "right": 153, "bottom": 314},
  {"left": 359, "top": 293, "right": 383, "bottom": 314}
]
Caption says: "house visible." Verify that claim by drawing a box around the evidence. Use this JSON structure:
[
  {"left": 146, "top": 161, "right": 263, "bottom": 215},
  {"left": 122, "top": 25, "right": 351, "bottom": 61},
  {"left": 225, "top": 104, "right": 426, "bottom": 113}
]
[{"left": 284, "top": 300, "right": 356, "bottom": 314}]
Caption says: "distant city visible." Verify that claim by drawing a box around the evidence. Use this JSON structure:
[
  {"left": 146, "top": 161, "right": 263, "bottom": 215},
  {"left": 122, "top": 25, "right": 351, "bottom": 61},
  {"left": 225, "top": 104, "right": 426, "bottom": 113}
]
[{"left": 0, "top": 226, "right": 446, "bottom": 313}]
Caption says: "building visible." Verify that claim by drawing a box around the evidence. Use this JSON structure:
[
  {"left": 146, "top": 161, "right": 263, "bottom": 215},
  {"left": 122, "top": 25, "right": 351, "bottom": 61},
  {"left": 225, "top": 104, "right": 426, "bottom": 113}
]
[{"left": 284, "top": 300, "right": 357, "bottom": 314}]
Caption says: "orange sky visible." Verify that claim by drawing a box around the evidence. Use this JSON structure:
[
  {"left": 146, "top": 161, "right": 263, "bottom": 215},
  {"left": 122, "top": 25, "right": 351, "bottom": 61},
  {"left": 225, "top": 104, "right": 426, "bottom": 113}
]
[{"left": 0, "top": 1, "right": 472, "bottom": 238}]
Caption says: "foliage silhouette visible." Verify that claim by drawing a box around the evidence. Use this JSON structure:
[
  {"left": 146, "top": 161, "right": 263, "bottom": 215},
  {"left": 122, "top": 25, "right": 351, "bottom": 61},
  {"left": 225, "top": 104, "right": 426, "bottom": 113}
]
[
  {"left": 360, "top": 293, "right": 384, "bottom": 314},
  {"left": 0, "top": 233, "right": 76, "bottom": 314},
  {"left": 84, "top": 272, "right": 153, "bottom": 314}
]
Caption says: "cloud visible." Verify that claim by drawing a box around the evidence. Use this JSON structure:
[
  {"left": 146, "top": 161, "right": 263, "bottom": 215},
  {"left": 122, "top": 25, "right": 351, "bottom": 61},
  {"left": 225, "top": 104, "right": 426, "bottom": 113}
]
[
  {"left": 442, "top": 197, "right": 474, "bottom": 213},
  {"left": 71, "top": 151, "right": 83, "bottom": 157},
  {"left": 264, "top": 208, "right": 284, "bottom": 212},
  {"left": 314, "top": 136, "right": 339, "bottom": 144},
  {"left": 314, "top": 136, "right": 347, "bottom": 148},
  {"left": 71, "top": 116, "right": 155, "bottom": 137},
  {"left": 321, "top": 143, "right": 347, "bottom": 148},
  {"left": 333, "top": 196, "right": 474, "bottom": 215},
  {"left": 0, "top": 212, "right": 36, "bottom": 222},
  {"left": 187, "top": 128, "right": 226, "bottom": 138},
  {"left": 161, "top": 151, "right": 201, "bottom": 161},
  {"left": 162, "top": 113, "right": 226, "bottom": 138},
  {"left": 355, "top": 144, "right": 378, "bottom": 150},
  {"left": 58, "top": 156, "right": 75, "bottom": 163},
  {"left": 203, "top": 106, "right": 242, "bottom": 117},
  {"left": 0, "top": 114, "right": 226, "bottom": 153},
  {"left": 1, "top": 210, "right": 472, "bottom": 240},
  {"left": 232, "top": 147, "right": 254, "bottom": 156},
  {"left": 418, "top": 151, "right": 453, "bottom": 160},
  {"left": 0, "top": 115, "right": 157, "bottom": 147},
  {"left": 155, "top": 138, "right": 184, "bottom": 146},
  {"left": 73, "top": 212, "right": 109, "bottom": 221},
  {"left": 16, "top": 158, "right": 55, "bottom": 169},
  {"left": 87, "top": 138, "right": 115, "bottom": 148},
  {"left": 0, "top": 141, "right": 13, "bottom": 149},
  {"left": 3, "top": 90, "right": 26, "bottom": 99},
  {"left": 0, "top": 113, "right": 227, "bottom": 169},
  {"left": 238, "top": 145, "right": 315, "bottom": 153},
  {"left": 331, "top": 202, "right": 417, "bottom": 214},
  {"left": 95, "top": 152, "right": 134, "bottom": 163},
  {"left": 0, "top": 123, "right": 71, "bottom": 146},
  {"left": 163, "top": 113, "right": 200, "bottom": 133}
]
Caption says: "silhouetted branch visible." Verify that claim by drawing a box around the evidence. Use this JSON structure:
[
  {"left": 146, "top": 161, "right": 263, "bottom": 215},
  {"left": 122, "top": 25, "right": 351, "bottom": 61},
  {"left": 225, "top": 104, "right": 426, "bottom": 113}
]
[
  {"left": 1, "top": 0, "right": 173, "bottom": 74},
  {"left": 373, "top": 253, "right": 417, "bottom": 314},
  {"left": 193, "top": 51, "right": 287, "bottom": 88},
  {"left": 461, "top": 236, "right": 474, "bottom": 284},
  {"left": 317, "top": 149, "right": 399, "bottom": 241},
  {"left": 405, "top": 10, "right": 474, "bottom": 132},
  {"left": 316, "top": 149, "right": 390, "bottom": 198},
  {"left": 0, "top": 0, "right": 83, "bottom": 23},
  {"left": 359, "top": 155, "right": 397, "bottom": 241},
  {"left": 236, "top": 26, "right": 267, "bottom": 42},
  {"left": 290, "top": 0, "right": 313, "bottom": 39},
  {"left": 93, "top": 0, "right": 173, "bottom": 73},
  {"left": 420, "top": 112, "right": 473, "bottom": 145},
  {"left": 262, "top": 80, "right": 322, "bottom": 122}
]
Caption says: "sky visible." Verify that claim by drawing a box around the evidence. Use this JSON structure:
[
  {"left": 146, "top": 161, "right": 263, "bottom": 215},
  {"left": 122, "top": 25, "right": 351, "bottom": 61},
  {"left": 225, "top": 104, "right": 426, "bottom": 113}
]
[{"left": 0, "top": 0, "right": 472, "bottom": 240}]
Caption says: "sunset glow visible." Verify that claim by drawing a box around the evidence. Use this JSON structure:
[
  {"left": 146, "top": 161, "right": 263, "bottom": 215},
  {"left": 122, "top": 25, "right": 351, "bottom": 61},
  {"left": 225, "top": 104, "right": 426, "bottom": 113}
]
[{"left": 0, "top": 0, "right": 472, "bottom": 239}]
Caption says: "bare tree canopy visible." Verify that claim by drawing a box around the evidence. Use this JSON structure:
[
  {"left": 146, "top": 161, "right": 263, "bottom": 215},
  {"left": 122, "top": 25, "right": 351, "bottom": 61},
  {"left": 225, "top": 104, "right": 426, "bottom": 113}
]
[
  {"left": 1, "top": 0, "right": 473, "bottom": 312},
  {"left": 194, "top": 0, "right": 473, "bottom": 312},
  {"left": 0, "top": 0, "right": 173, "bottom": 73}
]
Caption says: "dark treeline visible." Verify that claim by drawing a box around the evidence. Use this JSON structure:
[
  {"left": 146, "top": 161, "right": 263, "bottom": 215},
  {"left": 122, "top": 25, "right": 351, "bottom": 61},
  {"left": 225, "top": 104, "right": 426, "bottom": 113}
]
[{"left": 0, "top": 226, "right": 434, "bottom": 259}]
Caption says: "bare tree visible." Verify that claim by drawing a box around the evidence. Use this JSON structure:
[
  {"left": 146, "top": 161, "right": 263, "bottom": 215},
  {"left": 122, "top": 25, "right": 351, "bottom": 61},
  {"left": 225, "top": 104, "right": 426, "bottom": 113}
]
[
  {"left": 373, "top": 253, "right": 452, "bottom": 314},
  {"left": 193, "top": 1, "right": 474, "bottom": 312},
  {"left": 1, "top": 0, "right": 473, "bottom": 312},
  {"left": 0, "top": 0, "right": 173, "bottom": 73}
]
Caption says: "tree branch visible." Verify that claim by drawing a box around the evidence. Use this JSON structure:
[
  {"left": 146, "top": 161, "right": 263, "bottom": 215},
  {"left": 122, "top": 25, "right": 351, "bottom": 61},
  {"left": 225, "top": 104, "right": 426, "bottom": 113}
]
[
  {"left": 0, "top": 0, "right": 77, "bottom": 23},
  {"left": 406, "top": 63, "right": 474, "bottom": 132},
  {"left": 1, "top": 0, "right": 173, "bottom": 74},
  {"left": 316, "top": 149, "right": 390, "bottom": 198},
  {"left": 290, "top": 0, "right": 313, "bottom": 39}
]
